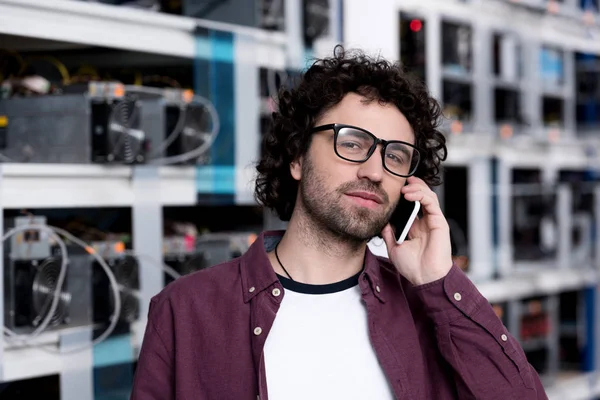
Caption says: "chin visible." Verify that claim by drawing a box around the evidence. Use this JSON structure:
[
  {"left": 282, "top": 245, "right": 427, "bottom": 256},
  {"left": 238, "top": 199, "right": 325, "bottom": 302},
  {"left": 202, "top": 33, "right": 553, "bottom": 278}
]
[{"left": 340, "top": 222, "right": 386, "bottom": 243}]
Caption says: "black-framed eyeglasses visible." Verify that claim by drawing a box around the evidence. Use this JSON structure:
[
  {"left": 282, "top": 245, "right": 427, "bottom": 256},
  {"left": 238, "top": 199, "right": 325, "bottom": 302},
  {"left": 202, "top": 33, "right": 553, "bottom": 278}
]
[{"left": 311, "top": 123, "right": 421, "bottom": 178}]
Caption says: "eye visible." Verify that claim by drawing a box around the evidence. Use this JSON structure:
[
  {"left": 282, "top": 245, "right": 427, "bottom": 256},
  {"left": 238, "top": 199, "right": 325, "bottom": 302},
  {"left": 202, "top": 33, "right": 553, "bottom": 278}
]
[
  {"left": 339, "top": 141, "right": 363, "bottom": 149},
  {"left": 386, "top": 152, "right": 406, "bottom": 165}
]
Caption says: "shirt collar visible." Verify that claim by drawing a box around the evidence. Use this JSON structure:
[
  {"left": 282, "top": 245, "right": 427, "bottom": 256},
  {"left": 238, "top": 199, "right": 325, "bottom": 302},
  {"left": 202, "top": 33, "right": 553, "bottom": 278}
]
[
  {"left": 240, "top": 230, "right": 386, "bottom": 303},
  {"left": 240, "top": 230, "right": 282, "bottom": 303}
]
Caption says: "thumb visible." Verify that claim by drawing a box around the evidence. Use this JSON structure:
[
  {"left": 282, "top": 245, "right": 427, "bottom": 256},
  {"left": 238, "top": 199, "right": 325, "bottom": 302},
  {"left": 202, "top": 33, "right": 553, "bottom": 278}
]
[{"left": 381, "top": 223, "right": 397, "bottom": 255}]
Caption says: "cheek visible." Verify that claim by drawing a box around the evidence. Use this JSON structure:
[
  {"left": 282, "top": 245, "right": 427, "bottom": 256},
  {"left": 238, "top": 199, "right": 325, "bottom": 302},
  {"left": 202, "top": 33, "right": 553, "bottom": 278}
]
[{"left": 384, "top": 179, "right": 406, "bottom": 202}]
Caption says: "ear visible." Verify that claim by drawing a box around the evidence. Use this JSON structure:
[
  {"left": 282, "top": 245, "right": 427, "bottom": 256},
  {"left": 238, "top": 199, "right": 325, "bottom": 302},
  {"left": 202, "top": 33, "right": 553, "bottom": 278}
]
[{"left": 290, "top": 157, "right": 302, "bottom": 181}]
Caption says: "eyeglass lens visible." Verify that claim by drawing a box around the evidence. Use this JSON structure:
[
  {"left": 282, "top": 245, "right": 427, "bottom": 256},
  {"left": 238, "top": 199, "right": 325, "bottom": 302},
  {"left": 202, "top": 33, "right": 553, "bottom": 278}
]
[{"left": 335, "top": 127, "right": 419, "bottom": 176}]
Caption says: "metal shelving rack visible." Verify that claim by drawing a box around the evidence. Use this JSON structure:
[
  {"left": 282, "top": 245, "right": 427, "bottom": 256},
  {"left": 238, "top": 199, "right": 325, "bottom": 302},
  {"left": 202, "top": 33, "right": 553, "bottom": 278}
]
[
  {"left": 0, "top": 0, "right": 347, "bottom": 397},
  {"left": 348, "top": 0, "right": 600, "bottom": 398},
  {"left": 0, "top": 0, "right": 327, "bottom": 398},
  {"left": 0, "top": 0, "right": 599, "bottom": 399}
]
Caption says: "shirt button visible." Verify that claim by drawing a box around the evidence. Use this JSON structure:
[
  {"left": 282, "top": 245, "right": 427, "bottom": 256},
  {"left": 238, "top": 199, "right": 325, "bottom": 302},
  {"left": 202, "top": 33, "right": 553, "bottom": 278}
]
[
  {"left": 501, "top": 334, "right": 508, "bottom": 342},
  {"left": 272, "top": 288, "right": 281, "bottom": 297},
  {"left": 249, "top": 287, "right": 256, "bottom": 293},
  {"left": 254, "top": 327, "right": 262, "bottom": 336},
  {"left": 376, "top": 285, "right": 381, "bottom": 293},
  {"left": 453, "top": 292, "right": 462, "bottom": 301}
]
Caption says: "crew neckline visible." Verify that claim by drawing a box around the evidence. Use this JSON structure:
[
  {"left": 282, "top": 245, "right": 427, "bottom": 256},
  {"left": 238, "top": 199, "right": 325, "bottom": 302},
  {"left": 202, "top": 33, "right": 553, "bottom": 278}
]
[{"left": 276, "top": 269, "right": 362, "bottom": 294}]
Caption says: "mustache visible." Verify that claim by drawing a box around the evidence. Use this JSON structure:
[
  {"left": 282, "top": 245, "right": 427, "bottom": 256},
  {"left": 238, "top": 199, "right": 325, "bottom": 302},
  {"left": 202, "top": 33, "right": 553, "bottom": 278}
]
[{"left": 337, "top": 181, "right": 389, "bottom": 204}]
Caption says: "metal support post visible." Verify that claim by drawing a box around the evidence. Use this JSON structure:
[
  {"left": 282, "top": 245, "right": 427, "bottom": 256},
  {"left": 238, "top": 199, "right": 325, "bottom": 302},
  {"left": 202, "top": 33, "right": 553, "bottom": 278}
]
[
  {"left": 557, "top": 184, "right": 572, "bottom": 269},
  {"left": 132, "top": 166, "right": 163, "bottom": 349},
  {"left": 330, "top": 0, "right": 342, "bottom": 43},
  {"left": 342, "top": 0, "right": 397, "bottom": 62},
  {"left": 234, "top": 38, "right": 260, "bottom": 206},
  {"left": 507, "top": 299, "right": 521, "bottom": 343},
  {"left": 468, "top": 158, "right": 494, "bottom": 281},
  {"left": 425, "top": 12, "right": 442, "bottom": 100},
  {"left": 497, "top": 159, "right": 512, "bottom": 277},
  {"left": 563, "top": 49, "right": 576, "bottom": 137},
  {"left": 472, "top": 24, "right": 492, "bottom": 135},
  {"left": 285, "top": 0, "right": 304, "bottom": 68},
  {"left": 522, "top": 39, "right": 542, "bottom": 138},
  {"left": 59, "top": 328, "right": 94, "bottom": 400}
]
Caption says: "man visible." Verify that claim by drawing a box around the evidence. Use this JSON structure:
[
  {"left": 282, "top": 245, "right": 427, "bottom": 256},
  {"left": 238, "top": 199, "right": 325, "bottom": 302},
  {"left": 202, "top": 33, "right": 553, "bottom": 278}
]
[{"left": 131, "top": 47, "right": 548, "bottom": 399}]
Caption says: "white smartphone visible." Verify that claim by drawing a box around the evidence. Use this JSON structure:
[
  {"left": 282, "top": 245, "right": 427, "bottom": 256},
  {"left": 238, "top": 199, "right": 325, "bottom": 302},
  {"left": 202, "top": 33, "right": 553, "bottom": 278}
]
[
  {"left": 389, "top": 195, "right": 421, "bottom": 244},
  {"left": 369, "top": 195, "right": 421, "bottom": 257}
]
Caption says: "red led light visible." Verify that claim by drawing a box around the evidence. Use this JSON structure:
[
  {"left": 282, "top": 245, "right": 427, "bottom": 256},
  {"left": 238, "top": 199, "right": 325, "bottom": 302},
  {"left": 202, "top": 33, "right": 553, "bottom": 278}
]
[{"left": 409, "top": 19, "right": 422, "bottom": 32}]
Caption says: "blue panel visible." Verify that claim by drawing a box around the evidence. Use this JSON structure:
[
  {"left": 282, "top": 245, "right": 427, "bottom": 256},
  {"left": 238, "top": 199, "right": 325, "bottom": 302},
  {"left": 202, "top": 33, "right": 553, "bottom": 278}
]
[
  {"left": 93, "top": 335, "right": 134, "bottom": 368},
  {"left": 209, "top": 30, "right": 235, "bottom": 167},
  {"left": 196, "top": 165, "right": 235, "bottom": 194},
  {"left": 212, "top": 31, "right": 235, "bottom": 63},
  {"left": 193, "top": 29, "right": 236, "bottom": 198},
  {"left": 539, "top": 47, "right": 563, "bottom": 86},
  {"left": 194, "top": 29, "right": 211, "bottom": 97},
  {"left": 195, "top": 36, "right": 212, "bottom": 60},
  {"left": 304, "top": 48, "right": 315, "bottom": 70},
  {"left": 581, "top": 0, "right": 599, "bottom": 10}
]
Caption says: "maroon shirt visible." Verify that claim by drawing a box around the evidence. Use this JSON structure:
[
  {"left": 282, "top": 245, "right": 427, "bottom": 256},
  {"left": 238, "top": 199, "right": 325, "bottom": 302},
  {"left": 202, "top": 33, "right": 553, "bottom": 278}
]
[{"left": 131, "top": 230, "right": 548, "bottom": 400}]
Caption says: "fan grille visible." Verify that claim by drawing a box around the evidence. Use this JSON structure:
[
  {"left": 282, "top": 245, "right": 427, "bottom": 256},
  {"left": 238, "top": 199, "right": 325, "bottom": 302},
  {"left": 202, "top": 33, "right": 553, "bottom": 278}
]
[
  {"left": 32, "top": 257, "right": 71, "bottom": 328},
  {"left": 108, "top": 96, "right": 144, "bottom": 163},
  {"left": 180, "top": 104, "right": 214, "bottom": 162},
  {"left": 110, "top": 255, "right": 140, "bottom": 323}
]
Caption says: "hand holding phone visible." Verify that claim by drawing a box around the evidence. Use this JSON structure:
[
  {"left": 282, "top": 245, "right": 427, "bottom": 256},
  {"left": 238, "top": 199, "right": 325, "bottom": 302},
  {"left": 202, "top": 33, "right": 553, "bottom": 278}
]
[{"left": 378, "top": 176, "right": 454, "bottom": 286}]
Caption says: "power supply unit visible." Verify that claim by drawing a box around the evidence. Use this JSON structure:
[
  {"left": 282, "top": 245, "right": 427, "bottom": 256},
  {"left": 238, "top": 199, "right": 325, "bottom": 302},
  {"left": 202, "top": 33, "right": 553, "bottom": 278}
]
[
  {"left": 0, "top": 82, "right": 163, "bottom": 165},
  {"left": 3, "top": 216, "right": 92, "bottom": 334},
  {"left": 89, "top": 240, "right": 140, "bottom": 337},
  {"left": 162, "top": 234, "right": 234, "bottom": 286},
  {"left": 139, "top": 88, "right": 216, "bottom": 165}
]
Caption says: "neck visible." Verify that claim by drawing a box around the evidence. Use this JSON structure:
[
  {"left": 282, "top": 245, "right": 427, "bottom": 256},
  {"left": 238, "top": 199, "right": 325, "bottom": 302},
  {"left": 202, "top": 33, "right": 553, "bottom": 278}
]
[{"left": 270, "top": 207, "right": 367, "bottom": 285}]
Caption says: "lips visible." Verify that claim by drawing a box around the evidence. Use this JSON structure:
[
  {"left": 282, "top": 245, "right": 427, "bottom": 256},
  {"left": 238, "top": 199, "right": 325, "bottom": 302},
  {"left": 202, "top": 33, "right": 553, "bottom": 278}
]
[{"left": 345, "top": 191, "right": 384, "bottom": 204}]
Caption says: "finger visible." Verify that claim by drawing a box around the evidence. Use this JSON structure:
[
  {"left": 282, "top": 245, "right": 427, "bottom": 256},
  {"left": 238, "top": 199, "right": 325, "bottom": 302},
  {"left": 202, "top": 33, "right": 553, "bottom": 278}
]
[
  {"left": 381, "top": 223, "right": 397, "bottom": 252},
  {"left": 403, "top": 185, "right": 440, "bottom": 207},
  {"left": 402, "top": 183, "right": 436, "bottom": 197},
  {"left": 406, "top": 176, "right": 428, "bottom": 187},
  {"left": 403, "top": 189, "right": 443, "bottom": 217},
  {"left": 402, "top": 185, "right": 431, "bottom": 194}
]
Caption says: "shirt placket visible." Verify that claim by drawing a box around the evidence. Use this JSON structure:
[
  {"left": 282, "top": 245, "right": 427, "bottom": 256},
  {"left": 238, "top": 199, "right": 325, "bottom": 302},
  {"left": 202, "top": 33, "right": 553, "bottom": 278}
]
[
  {"left": 360, "top": 274, "right": 408, "bottom": 400},
  {"left": 250, "top": 283, "right": 283, "bottom": 400}
]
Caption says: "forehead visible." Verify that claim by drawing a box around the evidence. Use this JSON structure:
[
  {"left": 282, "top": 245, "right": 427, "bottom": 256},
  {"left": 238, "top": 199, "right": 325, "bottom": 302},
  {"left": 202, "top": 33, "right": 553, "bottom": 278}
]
[{"left": 317, "top": 93, "right": 415, "bottom": 144}]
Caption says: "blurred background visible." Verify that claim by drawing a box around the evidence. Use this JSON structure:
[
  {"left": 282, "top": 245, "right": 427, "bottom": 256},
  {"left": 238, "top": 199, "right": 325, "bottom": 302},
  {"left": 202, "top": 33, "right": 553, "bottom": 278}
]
[{"left": 0, "top": 0, "right": 599, "bottom": 398}]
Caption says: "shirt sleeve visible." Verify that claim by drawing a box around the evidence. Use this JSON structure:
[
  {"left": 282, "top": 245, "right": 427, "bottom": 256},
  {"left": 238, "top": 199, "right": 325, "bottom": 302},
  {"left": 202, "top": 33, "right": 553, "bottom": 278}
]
[
  {"left": 412, "top": 264, "right": 548, "bottom": 400},
  {"left": 130, "top": 297, "right": 175, "bottom": 400}
]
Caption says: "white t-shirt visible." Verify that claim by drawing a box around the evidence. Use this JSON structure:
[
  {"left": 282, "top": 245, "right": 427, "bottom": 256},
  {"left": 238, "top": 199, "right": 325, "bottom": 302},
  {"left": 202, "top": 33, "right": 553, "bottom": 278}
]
[{"left": 263, "top": 271, "right": 395, "bottom": 400}]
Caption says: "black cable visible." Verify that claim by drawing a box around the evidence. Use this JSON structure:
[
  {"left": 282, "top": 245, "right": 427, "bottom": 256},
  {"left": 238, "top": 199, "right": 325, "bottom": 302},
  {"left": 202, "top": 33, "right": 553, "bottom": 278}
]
[{"left": 274, "top": 242, "right": 293, "bottom": 281}]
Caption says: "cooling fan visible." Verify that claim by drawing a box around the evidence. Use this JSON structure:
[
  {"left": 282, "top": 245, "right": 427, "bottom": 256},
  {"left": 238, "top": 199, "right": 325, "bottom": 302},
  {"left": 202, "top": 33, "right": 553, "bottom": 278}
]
[
  {"left": 110, "top": 255, "right": 140, "bottom": 324},
  {"left": 178, "top": 103, "right": 215, "bottom": 164},
  {"left": 31, "top": 256, "right": 71, "bottom": 328},
  {"left": 107, "top": 94, "right": 147, "bottom": 164}
]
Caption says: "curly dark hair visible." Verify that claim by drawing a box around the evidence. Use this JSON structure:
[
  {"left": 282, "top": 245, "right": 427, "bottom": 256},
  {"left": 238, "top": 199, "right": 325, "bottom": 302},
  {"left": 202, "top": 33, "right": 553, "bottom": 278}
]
[{"left": 255, "top": 46, "right": 448, "bottom": 221}]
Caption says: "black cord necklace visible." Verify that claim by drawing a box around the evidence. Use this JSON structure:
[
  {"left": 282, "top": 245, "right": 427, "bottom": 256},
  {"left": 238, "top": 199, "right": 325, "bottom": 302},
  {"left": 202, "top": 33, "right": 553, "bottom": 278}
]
[{"left": 274, "top": 242, "right": 294, "bottom": 281}]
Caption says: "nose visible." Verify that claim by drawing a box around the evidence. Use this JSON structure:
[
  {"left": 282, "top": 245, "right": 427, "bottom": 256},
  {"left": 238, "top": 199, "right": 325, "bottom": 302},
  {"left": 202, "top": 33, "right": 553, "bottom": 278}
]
[{"left": 356, "top": 149, "right": 384, "bottom": 183}]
